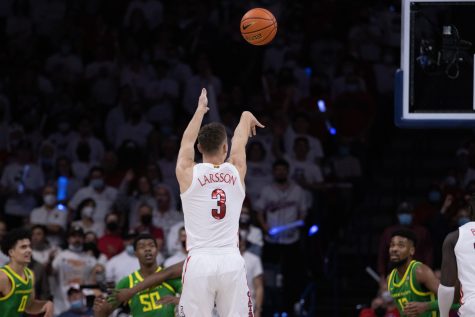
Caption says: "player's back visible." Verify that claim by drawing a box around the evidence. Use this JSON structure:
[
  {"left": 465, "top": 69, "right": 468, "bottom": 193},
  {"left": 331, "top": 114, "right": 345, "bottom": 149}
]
[
  {"left": 455, "top": 222, "right": 475, "bottom": 313},
  {"left": 180, "top": 162, "right": 245, "bottom": 251}
]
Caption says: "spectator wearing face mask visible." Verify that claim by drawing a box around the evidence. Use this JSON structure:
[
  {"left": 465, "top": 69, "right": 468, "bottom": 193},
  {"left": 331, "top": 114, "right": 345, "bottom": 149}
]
[
  {"left": 57, "top": 286, "right": 94, "bottom": 317},
  {"left": 71, "top": 198, "right": 103, "bottom": 237},
  {"left": 49, "top": 226, "right": 100, "bottom": 315},
  {"left": 239, "top": 203, "right": 263, "bottom": 257},
  {"left": 376, "top": 201, "right": 433, "bottom": 283},
  {"left": 30, "top": 184, "right": 68, "bottom": 247},
  {"left": 98, "top": 213, "right": 124, "bottom": 259},
  {"left": 105, "top": 232, "right": 140, "bottom": 285},
  {"left": 164, "top": 226, "right": 187, "bottom": 267},
  {"left": 69, "top": 166, "right": 118, "bottom": 224}
]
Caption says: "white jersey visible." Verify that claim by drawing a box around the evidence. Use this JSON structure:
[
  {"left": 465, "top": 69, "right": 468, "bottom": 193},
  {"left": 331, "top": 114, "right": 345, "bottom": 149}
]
[
  {"left": 455, "top": 221, "right": 475, "bottom": 314},
  {"left": 180, "top": 162, "right": 245, "bottom": 251}
]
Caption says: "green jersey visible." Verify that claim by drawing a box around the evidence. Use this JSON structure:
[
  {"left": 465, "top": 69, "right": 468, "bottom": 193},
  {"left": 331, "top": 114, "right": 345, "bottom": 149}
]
[
  {"left": 0, "top": 265, "right": 34, "bottom": 317},
  {"left": 388, "top": 260, "right": 437, "bottom": 317},
  {"left": 116, "top": 266, "right": 182, "bottom": 317}
]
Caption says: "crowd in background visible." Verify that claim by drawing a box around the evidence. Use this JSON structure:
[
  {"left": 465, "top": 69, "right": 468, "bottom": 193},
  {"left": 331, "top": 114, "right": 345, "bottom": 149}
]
[{"left": 1, "top": 0, "right": 474, "bottom": 316}]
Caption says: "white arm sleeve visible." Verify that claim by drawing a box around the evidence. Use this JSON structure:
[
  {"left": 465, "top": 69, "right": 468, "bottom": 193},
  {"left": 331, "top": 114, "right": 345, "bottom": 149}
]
[{"left": 438, "top": 284, "right": 455, "bottom": 317}]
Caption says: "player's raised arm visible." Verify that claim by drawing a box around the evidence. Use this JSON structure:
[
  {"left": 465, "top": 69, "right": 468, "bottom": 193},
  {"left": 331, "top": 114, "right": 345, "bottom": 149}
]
[
  {"left": 438, "top": 230, "right": 459, "bottom": 317},
  {"left": 228, "top": 111, "right": 264, "bottom": 179},
  {"left": 176, "top": 88, "right": 209, "bottom": 191}
]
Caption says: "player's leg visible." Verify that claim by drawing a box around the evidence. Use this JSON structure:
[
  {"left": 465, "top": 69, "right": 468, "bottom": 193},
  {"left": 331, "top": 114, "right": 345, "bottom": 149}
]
[
  {"left": 179, "top": 255, "right": 216, "bottom": 317},
  {"left": 215, "top": 253, "right": 252, "bottom": 317}
]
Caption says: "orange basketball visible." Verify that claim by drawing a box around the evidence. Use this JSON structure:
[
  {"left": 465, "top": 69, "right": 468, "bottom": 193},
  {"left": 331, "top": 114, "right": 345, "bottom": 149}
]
[{"left": 240, "top": 8, "right": 277, "bottom": 46}]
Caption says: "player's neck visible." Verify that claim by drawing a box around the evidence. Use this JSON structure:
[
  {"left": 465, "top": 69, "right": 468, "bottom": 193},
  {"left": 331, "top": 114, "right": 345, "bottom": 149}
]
[
  {"left": 140, "top": 263, "right": 158, "bottom": 278},
  {"left": 7, "top": 261, "right": 26, "bottom": 276},
  {"left": 396, "top": 260, "right": 411, "bottom": 277},
  {"left": 202, "top": 156, "right": 224, "bottom": 166}
]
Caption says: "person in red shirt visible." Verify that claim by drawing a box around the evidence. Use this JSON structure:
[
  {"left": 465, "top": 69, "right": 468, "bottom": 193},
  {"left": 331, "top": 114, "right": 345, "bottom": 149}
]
[{"left": 98, "top": 212, "right": 124, "bottom": 259}]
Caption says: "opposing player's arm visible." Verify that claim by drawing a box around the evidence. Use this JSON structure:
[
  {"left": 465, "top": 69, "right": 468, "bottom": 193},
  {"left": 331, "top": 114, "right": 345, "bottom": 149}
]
[
  {"left": 176, "top": 88, "right": 209, "bottom": 191},
  {"left": 439, "top": 230, "right": 459, "bottom": 317},
  {"left": 113, "top": 261, "right": 184, "bottom": 304},
  {"left": 228, "top": 111, "right": 264, "bottom": 181}
]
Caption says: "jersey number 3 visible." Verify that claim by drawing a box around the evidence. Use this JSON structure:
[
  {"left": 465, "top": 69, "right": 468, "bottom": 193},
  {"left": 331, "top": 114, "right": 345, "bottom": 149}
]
[{"left": 211, "top": 189, "right": 226, "bottom": 220}]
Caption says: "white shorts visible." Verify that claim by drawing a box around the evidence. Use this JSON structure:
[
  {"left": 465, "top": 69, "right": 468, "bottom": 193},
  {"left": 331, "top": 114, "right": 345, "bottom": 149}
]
[{"left": 178, "top": 248, "right": 253, "bottom": 317}]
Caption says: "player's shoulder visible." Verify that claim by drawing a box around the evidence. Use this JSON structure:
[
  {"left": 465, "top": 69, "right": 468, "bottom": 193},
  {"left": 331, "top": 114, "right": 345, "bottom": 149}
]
[
  {"left": 444, "top": 229, "right": 460, "bottom": 247},
  {"left": 116, "top": 272, "right": 135, "bottom": 290}
]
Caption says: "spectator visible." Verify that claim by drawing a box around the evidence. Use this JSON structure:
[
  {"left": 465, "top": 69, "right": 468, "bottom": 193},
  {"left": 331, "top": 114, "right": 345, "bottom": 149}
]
[
  {"left": 245, "top": 141, "right": 273, "bottom": 205},
  {"left": 239, "top": 203, "right": 264, "bottom": 257},
  {"left": 114, "top": 103, "right": 153, "bottom": 150},
  {"left": 157, "top": 135, "right": 180, "bottom": 197},
  {"left": 53, "top": 156, "right": 82, "bottom": 201},
  {"left": 284, "top": 113, "right": 325, "bottom": 163},
  {"left": 98, "top": 213, "right": 124, "bottom": 259},
  {"left": 255, "top": 159, "right": 308, "bottom": 312},
  {"left": 0, "top": 219, "right": 8, "bottom": 265},
  {"left": 83, "top": 231, "right": 108, "bottom": 266},
  {"left": 117, "top": 171, "right": 157, "bottom": 228},
  {"left": 67, "top": 117, "right": 105, "bottom": 164},
  {"left": 48, "top": 117, "right": 78, "bottom": 158},
  {"left": 165, "top": 220, "right": 184, "bottom": 256},
  {"left": 30, "top": 224, "right": 57, "bottom": 266},
  {"left": 71, "top": 198, "right": 103, "bottom": 237},
  {"left": 105, "top": 232, "right": 139, "bottom": 285},
  {"left": 134, "top": 203, "right": 164, "bottom": 250},
  {"left": 30, "top": 184, "right": 68, "bottom": 246},
  {"left": 105, "top": 85, "right": 135, "bottom": 146},
  {"left": 163, "top": 226, "right": 187, "bottom": 267},
  {"left": 377, "top": 201, "right": 433, "bottom": 280},
  {"left": 152, "top": 184, "right": 183, "bottom": 239},
  {"left": 287, "top": 136, "right": 324, "bottom": 208},
  {"left": 50, "top": 226, "right": 101, "bottom": 315},
  {"left": 57, "top": 286, "right": 94, "bottom": 317},
  {"left": 69, "top": 166, "right": 118, "bottom": 224},
  {"left": 239, "top": 234, "right": 264, "bottom": 317},
  {"left": 1, "top": 140, "right": 45, "bottom": 227}
]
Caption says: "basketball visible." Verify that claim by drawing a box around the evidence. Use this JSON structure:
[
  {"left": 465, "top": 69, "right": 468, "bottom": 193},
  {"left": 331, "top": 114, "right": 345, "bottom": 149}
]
[{"left": 240, "top": 8, "right": 277, "bottom": 46}]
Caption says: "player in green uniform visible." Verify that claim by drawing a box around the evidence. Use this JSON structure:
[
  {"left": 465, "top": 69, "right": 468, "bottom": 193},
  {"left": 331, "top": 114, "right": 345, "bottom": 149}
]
[
  {"left": 387, "top": 229, "right": 459, "bottom": 317},
  {"left": 94, "top": 233, "right": 182, "bottom": 317},
  {"left": 0, "top": 228, "right": 54, "bottom": 317}
]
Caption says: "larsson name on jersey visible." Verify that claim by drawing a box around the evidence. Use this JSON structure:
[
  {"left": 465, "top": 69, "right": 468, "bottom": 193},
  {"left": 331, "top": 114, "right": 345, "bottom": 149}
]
[{"left": 198, "top": 173, "right": 237, "bottom": 187}]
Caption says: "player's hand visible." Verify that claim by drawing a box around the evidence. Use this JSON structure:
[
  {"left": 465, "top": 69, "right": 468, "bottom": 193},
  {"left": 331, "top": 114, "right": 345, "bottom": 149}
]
[
  {"left": 110, "top": 288, "right": 135, "bottom": 305},
  {"left": 197, "top": 88, "right": 209, "bottom": 114},
  {"left": 243, "top": 111, "right": 265, "bottom": 136},
  {"left": 42, "top": 301, "right": 54, "bottom": 317},
  {"left": 403, "top": 301, "right": 429, "bottom": 317},
  {"left": 156, "top": 295, "right": 180, "bottom": 306},
  {"left": 94, "top": 294, "right": 113, "bottom": 316}
]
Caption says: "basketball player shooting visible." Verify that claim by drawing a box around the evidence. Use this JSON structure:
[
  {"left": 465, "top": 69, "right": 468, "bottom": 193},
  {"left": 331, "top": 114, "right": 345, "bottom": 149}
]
[{"left": 112, "top": 88, "right": 264, "bottom": 316}]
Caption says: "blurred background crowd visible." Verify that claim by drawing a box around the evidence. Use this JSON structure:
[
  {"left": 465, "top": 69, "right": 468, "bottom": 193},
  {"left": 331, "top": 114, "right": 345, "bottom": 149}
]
[{"left": 0, "top": 0, "right": 473, "bottom": 316}]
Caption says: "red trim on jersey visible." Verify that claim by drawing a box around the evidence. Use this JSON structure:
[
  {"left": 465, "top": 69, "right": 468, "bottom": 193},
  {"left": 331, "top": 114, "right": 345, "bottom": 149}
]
[{"left": 182, "top": 256, "right": 191, "bottom": 285}]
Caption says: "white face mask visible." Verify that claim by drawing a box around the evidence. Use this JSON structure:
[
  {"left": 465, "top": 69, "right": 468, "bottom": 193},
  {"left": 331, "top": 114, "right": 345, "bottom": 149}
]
[
  {"left": 43, "top": 194, "right": 56, "bottom": 206},
  {"left": 81, "top": 206, "right": 94, "bottom": 218}
]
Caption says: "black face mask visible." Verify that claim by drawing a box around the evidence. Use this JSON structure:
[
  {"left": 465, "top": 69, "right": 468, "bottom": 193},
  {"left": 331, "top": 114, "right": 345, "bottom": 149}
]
[
  {"left": 141, "top": 214, "right": 152, "bottom": 226},
  {"left": 275, "top": 177, "right": 287, "bottom": 184},
  {"left": 106, "top": 222, "right": 119, "bottom": 231},
  {"left": 374, "top": 306, "right": 386, "bottom": 317}
]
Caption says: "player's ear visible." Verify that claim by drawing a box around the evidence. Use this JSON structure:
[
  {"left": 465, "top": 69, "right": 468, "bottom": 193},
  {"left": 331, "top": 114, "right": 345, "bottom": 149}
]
[
  {"left": 197, "top": 143, "right": 203, "bottom": 154},
  {"left": 410, "top": 246, "right": 415, "bottom": 257}
]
